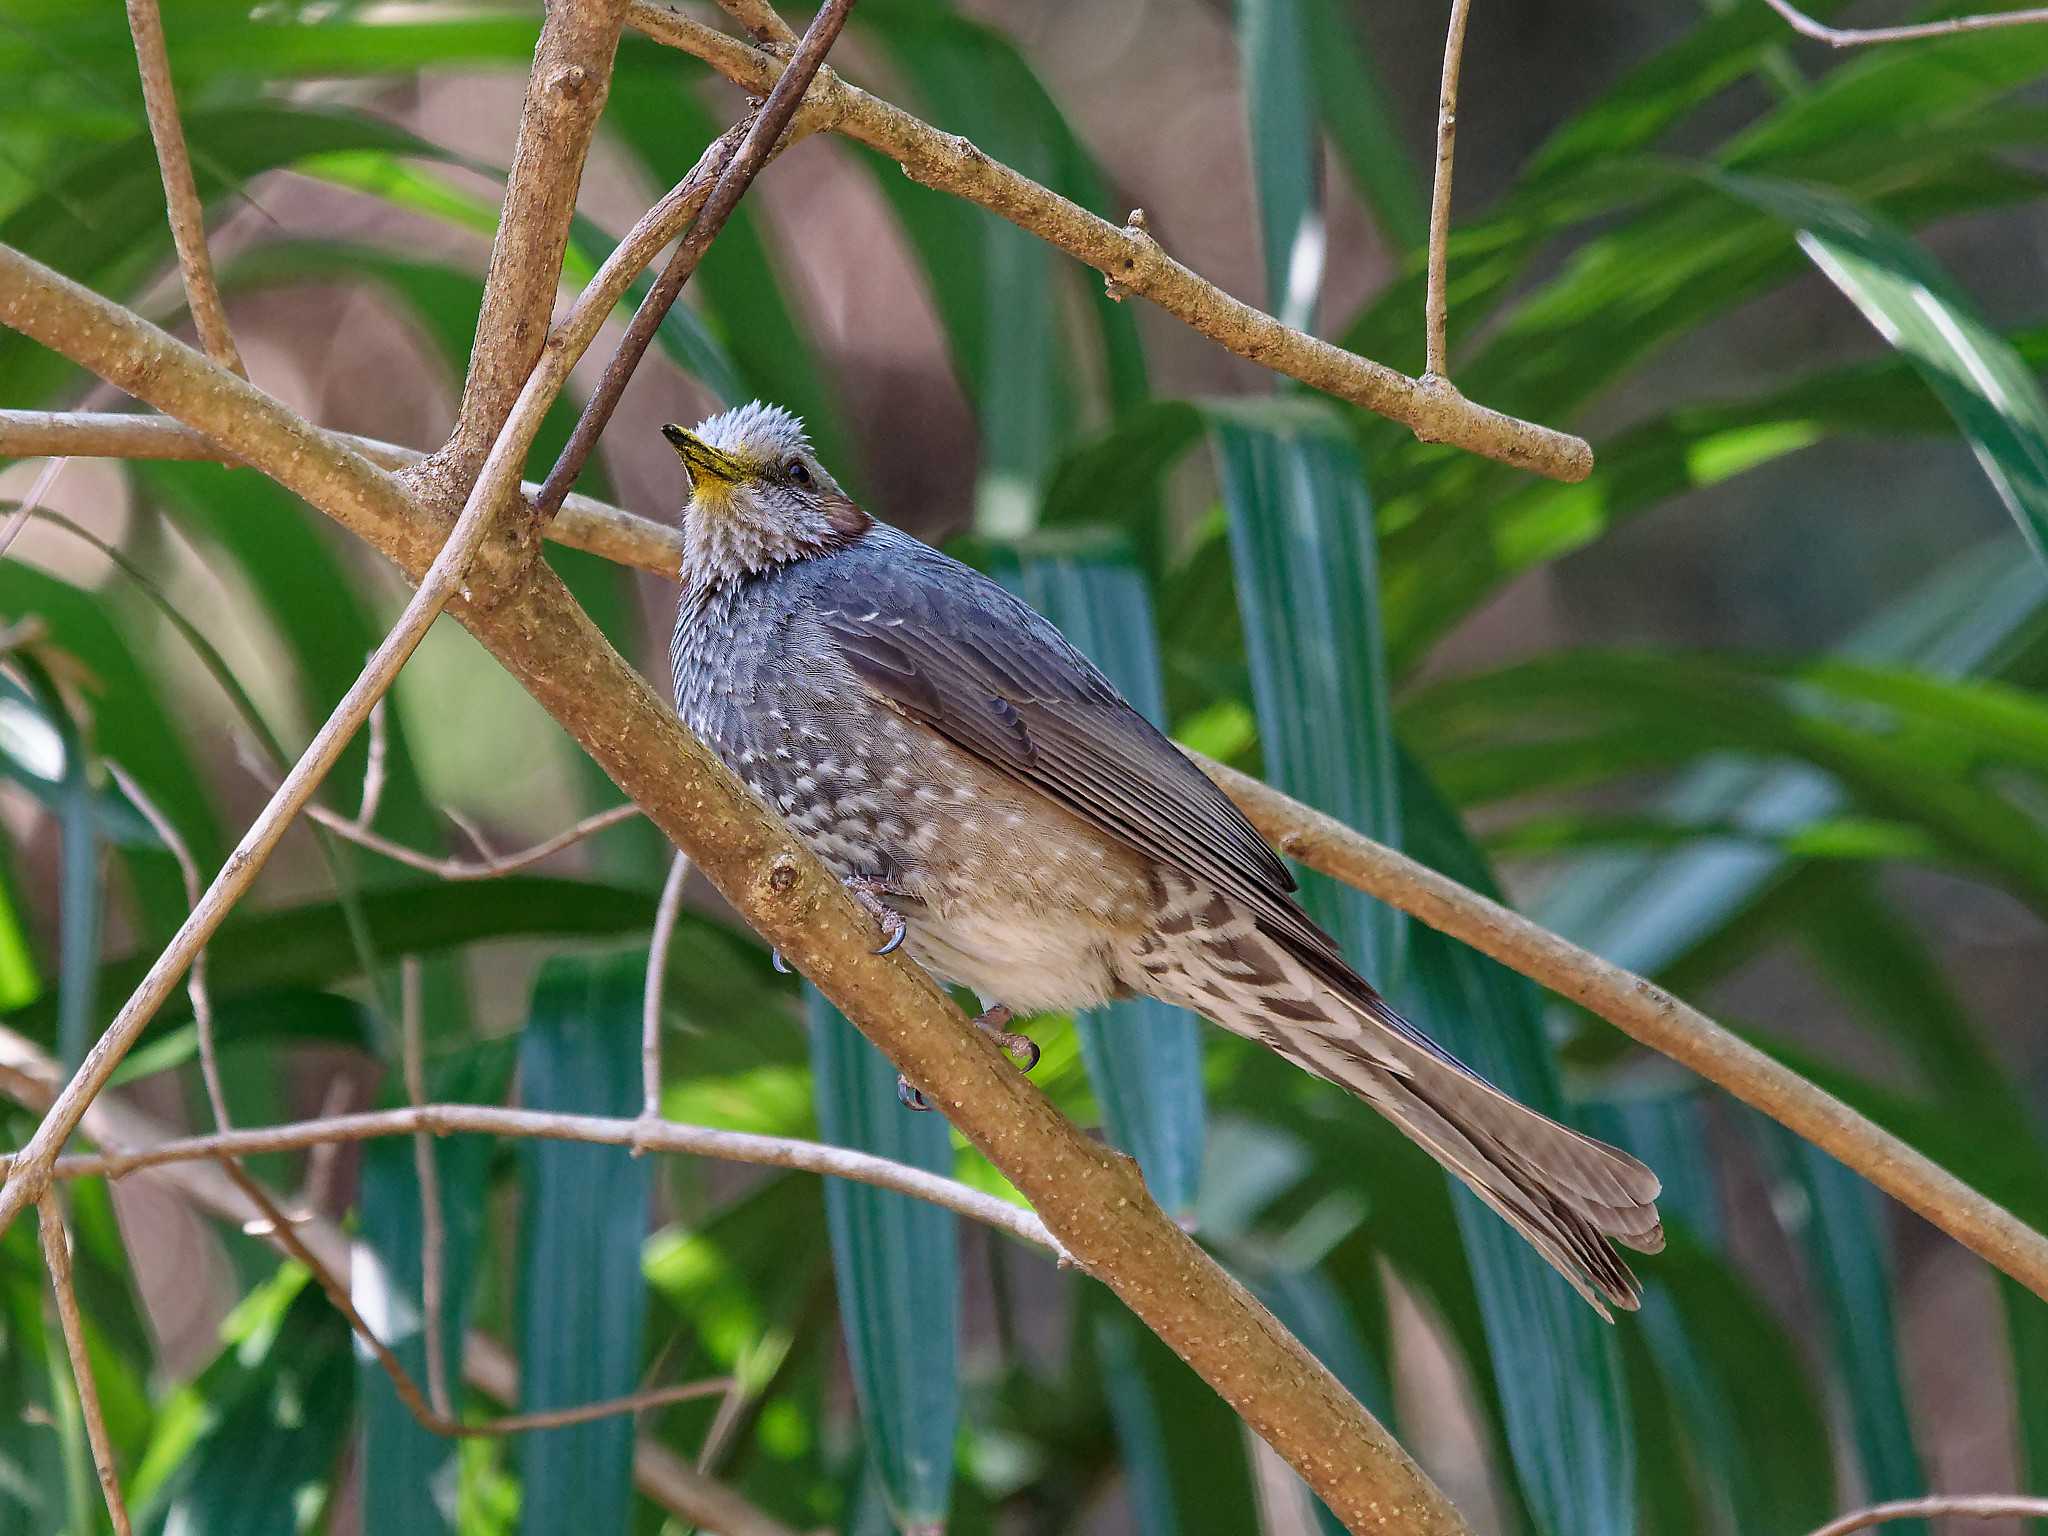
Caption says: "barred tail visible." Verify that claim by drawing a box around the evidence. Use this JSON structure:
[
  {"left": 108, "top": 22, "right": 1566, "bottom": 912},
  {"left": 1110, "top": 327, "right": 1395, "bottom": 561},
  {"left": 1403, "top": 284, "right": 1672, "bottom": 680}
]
[{"left": 1132, "top": 884, "right": 1662, "bottom": 1318}]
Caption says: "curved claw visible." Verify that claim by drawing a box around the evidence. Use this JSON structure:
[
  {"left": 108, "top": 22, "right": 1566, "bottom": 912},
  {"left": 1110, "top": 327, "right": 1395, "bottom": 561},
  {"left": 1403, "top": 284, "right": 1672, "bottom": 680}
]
[
  {"left": 972, "top": 1005, "right": 1038, "bottom": 1073},
  {"left": 874, "top": 921, "right": 907, "bottom": 958},
  {"left": 895, "top": 1074, "right": 932, "bottom": 1112},
  {"left": 771, "top": 949, "right": 791, "bottom": 975},
  {"left": 1003, "top": 1033, "right": 1042, "bottom": 1074}
]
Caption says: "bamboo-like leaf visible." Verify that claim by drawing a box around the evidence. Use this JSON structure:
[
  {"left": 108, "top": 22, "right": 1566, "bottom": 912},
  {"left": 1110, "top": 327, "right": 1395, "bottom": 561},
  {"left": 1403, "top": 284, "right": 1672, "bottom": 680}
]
[
  {"left": 10, "top": 656, "right": 99, "bottom": 1069},
  {"left": 806, "top": 989, "right": 959, "bottom": 1532},
  {"left": 1760, "top": 1124, "right": 1927, "bottom": 1533},
  {"left": 357, "top": 1044, "right": 512, "bottom": 1534},
  {"left": 1206, "top": 402, "right": 1402, "bottom": 979},
  {"left": 1399, "top": 760, "right": 1635, "bottom": 1536},
  {"left": 1237, "top": 0, "right": 1322, "bottom": 330},
  {"left": 1716, "top": 173, "right": 2048, "bottom": 566},
  {"left": 989, "top": 547, "right": 1204, "bottom": 1219},
  {"left": 1300, "top": 0, "right": 1425, "bottom": 253},
  {"left": 140, "top": 1269, "right": 355, "bottom": 1536},
  {"left": 0, "top": 1244, "right": 64, "bottom": 1536},
  {"left": 517, "top": 954, "right": 653, "bottom": 1536}
]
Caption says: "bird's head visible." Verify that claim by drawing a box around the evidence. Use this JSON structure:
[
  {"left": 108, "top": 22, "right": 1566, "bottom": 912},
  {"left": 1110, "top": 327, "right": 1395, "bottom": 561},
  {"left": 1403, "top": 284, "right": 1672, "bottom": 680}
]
[{"left": 662, "top": 402, "right": 870, "bottom": 588}]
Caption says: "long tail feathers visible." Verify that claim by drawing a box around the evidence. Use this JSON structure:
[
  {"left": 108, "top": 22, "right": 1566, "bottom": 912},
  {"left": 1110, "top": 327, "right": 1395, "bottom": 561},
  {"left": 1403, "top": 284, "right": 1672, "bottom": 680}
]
[{"left": 1146, "top": 894, "right": 1663, "bottom": 1317}]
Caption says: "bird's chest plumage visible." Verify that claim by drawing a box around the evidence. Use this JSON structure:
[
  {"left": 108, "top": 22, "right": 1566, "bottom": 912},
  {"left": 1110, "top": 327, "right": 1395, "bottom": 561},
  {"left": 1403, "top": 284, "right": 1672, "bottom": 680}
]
[{"left": 670, "top": 563, "right": 1154, "bottom": 1011}]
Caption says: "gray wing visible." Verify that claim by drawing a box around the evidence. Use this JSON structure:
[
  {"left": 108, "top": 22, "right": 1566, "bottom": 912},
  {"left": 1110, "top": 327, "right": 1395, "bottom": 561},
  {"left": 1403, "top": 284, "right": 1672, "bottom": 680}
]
[{"left": 810, "top": 538, "right": 1345, "bottom": 964}]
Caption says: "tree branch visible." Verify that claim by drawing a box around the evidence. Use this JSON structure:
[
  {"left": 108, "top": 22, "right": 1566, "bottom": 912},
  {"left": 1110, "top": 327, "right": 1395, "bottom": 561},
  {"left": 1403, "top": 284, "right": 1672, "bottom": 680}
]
[
  {"left": 538, "top": 0, "right": 856, "bottom": 515},
  {"left": 446, "top": 0, "right": 631, "bottom": 477},
  {"left": 643, "top": 852, "right": 692, "bottom": 1124},
  {"left": 624, "top": 2, "right": 1593, "bottom": 483},
  {"left": 0, "top": 246, "right": 1464, "bottom": 1536},
  {"left": 1193, "top": 751, "right": 2048, "bottom": 1303},
  {"left": 1424, "top": 0, "right": 1471, "bottom": 380},
  {"left": 0, "top": 410, "right": 685, "bottom": 578},
  {"left": 37, "top": 1192, "right": 135, "bottom": 1536},
  {"left": 124, "top": 0, "right": 244, "bottom": 377},
  {"left": 1762, "top": 0, "right": 2048, "bottom": 47}
]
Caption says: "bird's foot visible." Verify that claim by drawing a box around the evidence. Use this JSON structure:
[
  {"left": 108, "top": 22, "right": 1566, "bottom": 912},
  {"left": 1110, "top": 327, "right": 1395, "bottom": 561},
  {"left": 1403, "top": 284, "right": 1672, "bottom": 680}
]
[
  {"left": 973, "top": 1005, "right": 1038, "bottom": 1072},
  {"left": 895, "top": 1006, "right": 1037, "bottom": 1114},
  {"left": 845, "top": 876, "right": 909, "bottom": 956}
]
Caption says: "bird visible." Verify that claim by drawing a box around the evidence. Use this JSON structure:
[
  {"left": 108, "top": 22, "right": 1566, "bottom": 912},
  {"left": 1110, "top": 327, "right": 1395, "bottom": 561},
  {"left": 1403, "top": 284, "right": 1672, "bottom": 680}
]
[{"left": 663, "top": 400, "right": 1663, "bottom": 1316}]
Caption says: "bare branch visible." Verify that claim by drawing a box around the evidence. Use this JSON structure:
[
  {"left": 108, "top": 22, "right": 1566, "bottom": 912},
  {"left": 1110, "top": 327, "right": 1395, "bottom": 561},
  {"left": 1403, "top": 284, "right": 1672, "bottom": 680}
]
[
  {"left": 447, "top": 0, "right": 632, "bottom": 475},
  {"left": 626, "top": 2, "right": 1592, "bottom": 483},
  {"left": 0, "top": 454, "right": 69, "bottom": 562},
  {"left": 1805, "top": 1496, "right": 2048, "bottom": 1536},
  {"left": 1193, "top": 750, "right": 2048, "bottom": 1304},
  {"left": 1424, "top": 0, "right": 1472, "bottom": 380},
  {"left": 1762, "top": 0, "right": 2048, "bottom": 47},
  {"left": 124, "top": 0, "right": 244, "bottom": 376},
  {"left": 349, "top": 696, "right": 390, "bottom": 833},
  {"left": 37, "top": 1192, "right": 135, "bottom": 1536},
  {"left": 303, "top": 801, "right": 641, "bottom": 880},
  {"left": 537, "top": 0, "right": 856, "bottom": 515},
  {"left": 643, "top": 852, "right": 693, "bottom": 1124},
  {"left": 0, "top": 412, "right": 685, "bottom": 579},
  {"left": 16, "top": 1102, "right": 1066, "bottom": 1259},
  {"left": 0, "top": 244, "right": 1468, "bottom": 1536}
]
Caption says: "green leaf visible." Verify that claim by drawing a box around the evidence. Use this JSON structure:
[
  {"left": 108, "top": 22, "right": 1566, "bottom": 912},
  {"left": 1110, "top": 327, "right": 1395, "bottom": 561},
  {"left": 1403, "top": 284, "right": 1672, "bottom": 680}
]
[
  {"left": 10, "top": 655, "right": 100, "bottom": 1069},
  {"left": 0, "top": 1249, "right": 65, "bottom": 1536},
  {"left": 1300, "top": 0, "right": 1426, "bottom": 253},
  {"left": 1237, "top": 0, "right": 1321, "bottom": 330},
  {"left": 1398, "top": 761, "right": 1634, "bottom": 1536},
  {"left": 1760, "top": 1124, "right": 1926, "bottom": 1532},
  {"left": 1714, "top": 174, "right": 2048, "bottom": 567},
  {"left": 1534, "top": 539, "right": 2048, "bottom": 972},
  {"left": 17, "top": 880, "right": 665, "bottom": 1045},
  {"left": 140, "top": 1269, "right": 355, "bottom": 1536},
  {"left": 1207, "top": 402, "right": 1402, "bottom": 978},
  {"left": 517, "top": 954, "right": 653, "bottom": 1536},
  {"left": 0, "top": 104, "right": 435, "bottom": 408},
  {"left": 807, "top": 989, "right": 959, "bottom": 1530},
  {"left": 989, "top": 547, "right": 1205, "bottom": 1219},
  {"left": 357, "top": 1044, "right": 512, "bottom": 1534}
]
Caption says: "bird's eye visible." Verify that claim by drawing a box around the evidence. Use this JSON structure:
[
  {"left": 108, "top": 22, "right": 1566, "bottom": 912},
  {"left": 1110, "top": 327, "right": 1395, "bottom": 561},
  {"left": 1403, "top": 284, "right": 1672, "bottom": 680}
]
[{"left": 785, "top": 459, "right": 810, "bottom": 484}]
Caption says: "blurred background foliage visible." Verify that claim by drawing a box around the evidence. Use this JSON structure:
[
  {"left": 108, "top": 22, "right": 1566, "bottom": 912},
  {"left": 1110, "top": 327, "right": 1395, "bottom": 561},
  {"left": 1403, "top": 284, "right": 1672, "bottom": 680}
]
[{"left": 2, "top": 0, "right": 2047, "bottom": 1531}]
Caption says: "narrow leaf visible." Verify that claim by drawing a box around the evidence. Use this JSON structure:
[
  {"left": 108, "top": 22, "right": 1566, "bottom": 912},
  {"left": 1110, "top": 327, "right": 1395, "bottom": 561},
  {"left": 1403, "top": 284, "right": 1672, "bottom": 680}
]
[
  {"left": 517, "top": 954, "right": 652, "bottom": 1536},
  {"left": 807, "top": 989, "right": 959, "bottom": 1531},
  {"left": 1237, "top": 0, "right": 1323, "bottom": 329}
]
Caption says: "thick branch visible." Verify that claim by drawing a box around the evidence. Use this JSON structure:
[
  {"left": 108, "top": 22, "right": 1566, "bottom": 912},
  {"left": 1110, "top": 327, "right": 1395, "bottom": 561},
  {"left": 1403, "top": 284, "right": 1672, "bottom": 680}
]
[
  {"left": 1194, "top": 752, "right": 2048, "bottom": 1304},
  {"left": 625, "top": 2, "right": 1593, "bottom": 482},
  {"left": 125, "top": 0, "right": 244, "bottom": 376},
  {"left": 0, "top": 250, "right": 1461, "bottom": 1534},
  {"left": 0, "top": 411, "right": 684, "bottom": 577},
  {"left": 447, "top": 0, "right": 630, "bottom": 475}
]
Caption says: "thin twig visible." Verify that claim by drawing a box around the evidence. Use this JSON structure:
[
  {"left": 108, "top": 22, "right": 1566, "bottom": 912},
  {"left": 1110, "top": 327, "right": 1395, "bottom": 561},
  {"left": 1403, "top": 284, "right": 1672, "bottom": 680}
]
[
  {"left": 1805, "top": 1495, "right": 2048, "bottom": 1536},
  {"left": 124, "top": 0, "right": 244, "bottom": 375},
  {"left": 0, "top": 412, "right": 686, "bottom": 579},
  {"left": 536, "top": 0, "right": 858, "bottom": 516},
  {"left": 11, "top": 1102, "right": 1067, "bottom": 1260},
  {"left": 401, "top": 957, "right": 452, "bottom": 1420},
  {"left": 1192, "top": 749, "right": 2048, "bottom": 1304},
  {"left": 643, "top": 852, "right": 692, "bottom": 1126},
  {"left": 625, "top": 1, "right": 1593, "bottom": 482},
  {"left": 0, "top": 455, "right": 69, "bottom": 563},
  {"left": 36, "top": 1192, "right": 135, "bottom": 1536},
  {"left": 308, "top": 801, "right": 641, "bottom": 880},
  {"left": 1761, "top": 0, "right": 2048, "bottom": 47},
  {"left": 104, "top": 762, "right": 226, "bottom": 1128},
  {"left": 1423, "top": 0, "right": 1472, "bottom": 380},
  {"left": 350, "top": 696, "right": 390, "bottom": 833}
]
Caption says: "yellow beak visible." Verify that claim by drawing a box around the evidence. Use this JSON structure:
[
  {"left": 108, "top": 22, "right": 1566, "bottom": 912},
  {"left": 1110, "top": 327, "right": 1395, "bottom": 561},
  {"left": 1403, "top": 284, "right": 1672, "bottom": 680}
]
[{"left": 661, "top": 424, "right": 743, "bottom": 486}]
